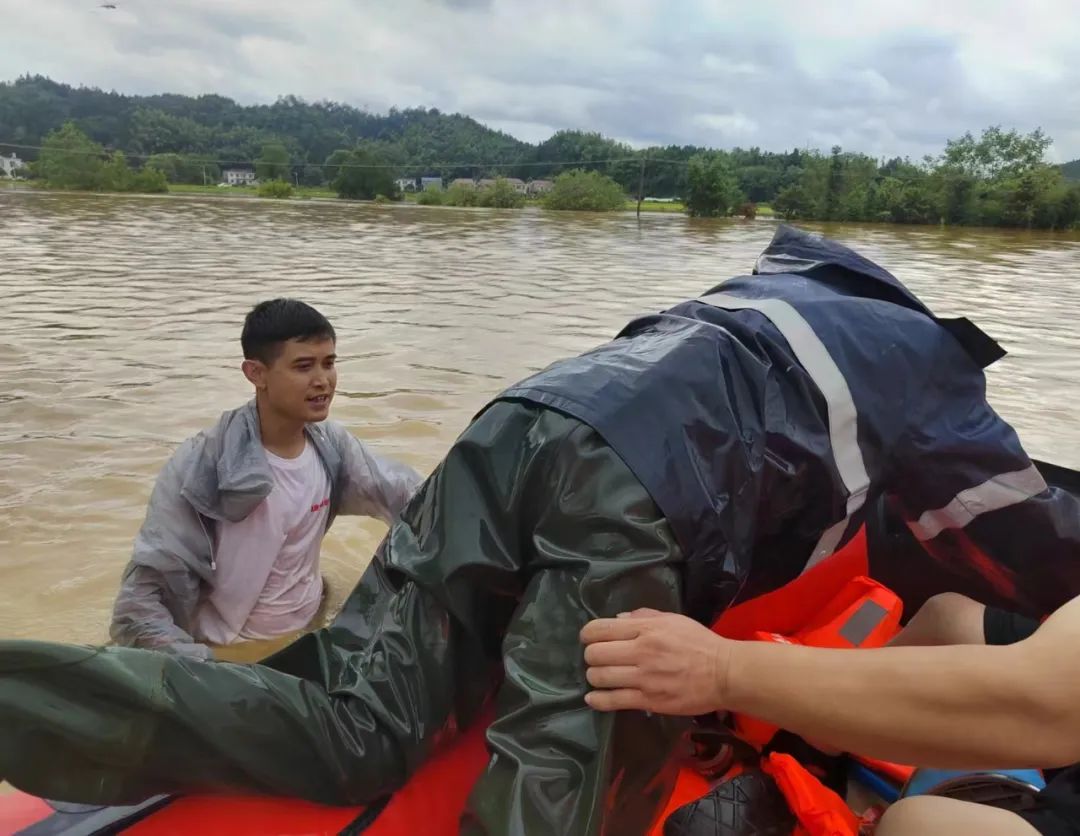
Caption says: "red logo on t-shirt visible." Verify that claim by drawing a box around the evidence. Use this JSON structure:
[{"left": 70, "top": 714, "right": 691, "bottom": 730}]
[{"left": 310, "top": 498, "right": 330, "bottom": 513}]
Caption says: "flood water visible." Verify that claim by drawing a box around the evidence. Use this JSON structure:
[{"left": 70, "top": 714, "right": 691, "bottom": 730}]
[{"left": 1, "top": 190, "right": 1078, "bottom": 648}]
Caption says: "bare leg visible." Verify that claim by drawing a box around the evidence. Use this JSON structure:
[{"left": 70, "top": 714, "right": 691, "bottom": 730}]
[
  {"left": 889, "top": 593, "right": 986, "bottom": 647},
  {"left": 877, "top": 796, "right": 1040, "bottom": 836}
]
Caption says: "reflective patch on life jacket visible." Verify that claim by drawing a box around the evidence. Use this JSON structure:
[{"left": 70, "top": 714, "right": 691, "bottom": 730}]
[{"left": 837, "top": 599, "right": 890, "bottom": 647}]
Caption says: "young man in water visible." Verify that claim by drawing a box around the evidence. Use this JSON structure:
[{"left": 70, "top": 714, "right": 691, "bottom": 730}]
[
  {"left": 582, "top": 593, "right": 1080, "bottom": 836},
  {"left": 108, "top": 298, "right": 421, "bottom": 659}
]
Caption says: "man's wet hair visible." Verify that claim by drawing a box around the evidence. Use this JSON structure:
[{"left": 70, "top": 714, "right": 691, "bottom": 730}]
[{"left": 241, "top": 299, "right": 336, "bottom": 365}]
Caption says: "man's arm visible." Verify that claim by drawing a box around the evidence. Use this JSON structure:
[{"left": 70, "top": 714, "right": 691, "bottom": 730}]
[
  {"left": 332, "top": 425, "right": 423, "bottom": 524},
  {"left": 110, "top": 450, "right": 213, "bottom": 659},
  {"left": 582, "top": 598, "right": 1080, "bottom": 770}
]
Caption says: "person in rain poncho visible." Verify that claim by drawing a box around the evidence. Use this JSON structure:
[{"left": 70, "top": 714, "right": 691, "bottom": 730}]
[{"left": 112, "top": 296, "right": 421, "bottom": 658}]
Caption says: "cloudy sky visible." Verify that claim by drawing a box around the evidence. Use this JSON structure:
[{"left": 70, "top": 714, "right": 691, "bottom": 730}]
[{"left": 3, "top": 0, "right": 1079, "bottom": 160}]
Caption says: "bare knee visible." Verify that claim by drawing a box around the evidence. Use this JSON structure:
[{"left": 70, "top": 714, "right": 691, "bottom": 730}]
[
  {"left": 878, "top": 796, "right": 1040, "bottom": 836},
  {"left": 891, "top": 593, "right": 985, "bottom": 646},
  {"left": 877, "top": 797, "right": 949, "bottom": 835}
]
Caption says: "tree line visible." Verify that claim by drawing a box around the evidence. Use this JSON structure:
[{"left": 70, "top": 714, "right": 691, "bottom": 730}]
[
  {"left": 684, "top": 129, "right": 1080, "bottom": 229},
  {"left": 4, "top": 76, "right": 1080, "bottom": 227}
]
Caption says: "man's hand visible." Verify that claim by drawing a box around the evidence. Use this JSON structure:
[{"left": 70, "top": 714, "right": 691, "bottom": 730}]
[{"left": 581, "top": 609, "right": 732, "bottom": 714}]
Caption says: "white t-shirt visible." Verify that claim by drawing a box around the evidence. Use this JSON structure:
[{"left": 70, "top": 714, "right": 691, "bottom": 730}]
[{"left": 193, "top": 441, "right": 331, "bottom": 645}]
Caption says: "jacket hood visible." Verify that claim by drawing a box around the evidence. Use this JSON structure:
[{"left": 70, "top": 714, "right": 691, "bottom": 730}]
[{"left": 748, "top": 225, "right": 1005, "bottom": 369}]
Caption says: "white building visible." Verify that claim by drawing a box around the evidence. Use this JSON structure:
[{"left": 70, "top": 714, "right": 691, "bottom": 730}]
[
  {"left": 419, "top": 176, "right": 443, "bottom": 192},
  {"left": 1, "top": 153, "right": 26, "bottom": 178},
  {"left": 395, "top": 177, "right": 418, "bottom": 193},
  {"left": 526, "top": 179, "right": 554, "bottom": 196},
  {"left": 223, "top": 168, "right": 257, "bottom": 186}
]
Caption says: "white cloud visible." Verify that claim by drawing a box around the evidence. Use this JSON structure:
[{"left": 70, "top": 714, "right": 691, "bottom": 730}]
[
  {"left": 692, "top": 113, "right": 759, "bottom": 139},
  {"left": 1, "top": 0, "right": 1078, "bottom": 159}
]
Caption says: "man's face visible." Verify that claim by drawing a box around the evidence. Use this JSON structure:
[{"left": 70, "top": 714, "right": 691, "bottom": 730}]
[{"left": 251, "top": 337, "right": 337, "bottom": 424}]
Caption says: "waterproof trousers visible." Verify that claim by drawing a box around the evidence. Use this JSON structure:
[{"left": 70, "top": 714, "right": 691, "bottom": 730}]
[{"left": 0, "top": 402, "right": 687, "bottom": 835}]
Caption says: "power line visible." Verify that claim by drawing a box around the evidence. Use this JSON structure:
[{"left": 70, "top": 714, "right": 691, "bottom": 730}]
[{"left": 0, "top": 140, "right": 694, "bottom": 171}]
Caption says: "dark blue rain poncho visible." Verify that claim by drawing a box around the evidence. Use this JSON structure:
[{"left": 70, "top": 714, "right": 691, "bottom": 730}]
[{"left": 2, "top": 226, "right": 1078, "bottom": 835}]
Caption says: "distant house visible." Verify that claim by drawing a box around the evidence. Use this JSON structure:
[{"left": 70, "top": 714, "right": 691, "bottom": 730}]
[
  {"left": 474, "top": 177, "right": 527, "bottom": 193},
  {"left": 419, "top": 176, "right": 443, "bottom": 192},
  {"left": 527, "top": 179, "right": 554, "bottom": 196},
  {"left": 450, "top": 178, "right": 476, "bottom": 189},
  {"left": 395, "top": 177, "right": 418, "bottom": 193},
  {"left": 0, "top": 153, "right": 26, "bottom": 178},
  {"left": 223, "top": 167, "right": 257, "bottom": 186}
]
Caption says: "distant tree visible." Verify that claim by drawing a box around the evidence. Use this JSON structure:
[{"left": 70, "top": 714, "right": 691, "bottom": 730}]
[
  {"left": 737, "top": 165, "right": 781, "bottom": 203},
  {"left": 255, "top": 142, "right": 291, "bottom": 181},
  {"left": 873, "top": 176, "right": 938, "bottom": 225},
  {"left": 145, "top": 152, "right": 219, "bottom": 185},
  {"left": 258, "top": 179, "right": 294, "bottom": 199},
  {"left": 299, "top": 164, "right": 325, "bottom": 187},
  {"left": 1057, "top": 185, "right": 1080, "bottom": 228},
  {"left": 132, "top": 166, "right": 169, "bottom": 193},
  {"left": 479, "top": 178, "right": 525, "bottom": 208},
  {"left": 444, "top": 182, "right": 479, "bottom": 206},
  {"left": 773, "top": 184, "right": 811, "bottom": 220},
  {"left": 37, "top": 122, "right": 104, "bottom": 189},
  {"left": 684, "top": 154, "right": 743, "bottom": 217},
  {"left": 542, "top": 169, "right": 626, "bottom": 211},
  {"left": 332, "top": 146, "right": 397, "bottom": 200},
  {"left": 934, "top": 169, "right": 978, "bottom": 225},
  {"left": 323, "top": 149, "right": 351, "bottom": 183},
  {"left": 129, "top": 107, "right": 210, "bottom": 155},
  {"left": 1000, "top": 167, "right": 1060, "bottom": 229},
  {"left": 824, "top": 146, "right": 844, "bottom": 220},
  {"left": 940, "top": 126, "right": 1052, "bottom": 180},
  {"left": 100, "top": 151, "right": 135, "bottom": 191},
  {"left": 416, "top": 186, "right": 444, "bottom": 205}
]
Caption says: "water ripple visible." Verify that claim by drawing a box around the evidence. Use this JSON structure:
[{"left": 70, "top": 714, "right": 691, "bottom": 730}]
[{"left": 1, "top": 191, "right": 1077, "bottom": 643}]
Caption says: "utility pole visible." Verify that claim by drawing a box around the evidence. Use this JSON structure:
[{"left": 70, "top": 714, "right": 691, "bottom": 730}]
[{"left": 636, "top": 157, "right": 646, "bottom": 218}]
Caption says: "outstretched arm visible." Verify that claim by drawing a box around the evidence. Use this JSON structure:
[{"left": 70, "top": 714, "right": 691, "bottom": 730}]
[{"left": 582, "top": 596, "right": 1080, "bottom": 770}]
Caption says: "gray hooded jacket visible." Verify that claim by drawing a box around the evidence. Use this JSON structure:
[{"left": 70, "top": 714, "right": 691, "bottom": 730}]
[{"left": 109, "top": 401, "right": 422, "bottom": 659}]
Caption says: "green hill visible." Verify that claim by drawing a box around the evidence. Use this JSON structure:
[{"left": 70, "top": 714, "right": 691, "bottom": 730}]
[{"left": 0, "top": 75, "right": 529, "bottom": 180}]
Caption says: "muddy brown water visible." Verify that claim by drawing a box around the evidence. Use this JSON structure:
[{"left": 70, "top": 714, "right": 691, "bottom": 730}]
[{"left": 1, "top": 191, "right": 1078, "bottom": 657}]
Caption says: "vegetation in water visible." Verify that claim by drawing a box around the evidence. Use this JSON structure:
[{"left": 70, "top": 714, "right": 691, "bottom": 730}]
[
  {"left": 35, "top": 122, "right": 168, "bottom": 193},
  {"left": 416, "top": 186, "right": 444, "bottom": 206},
  {"left": 422, "top": 178, "right": 526, "bottom": 208},
  {"left": 255, "top": 142, "right": 291, "bottom": 182},
  {"left": 684, "top": 154, "right": 743, "bottom": 217},
  {"left": 542, "top": 170, "right": 626, "bottom": 212},
  {"left": 258, "top": 179, "right": 293, "bottom": 199},
  {"left": 331, "top": 146, "right": 399, "bottom": 200},
  {"left": 4, "top": 77, "right": 1080, "bottom": 226},
  {"left": 479, "top": 178, "right": 526, "bottom": 208}
]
